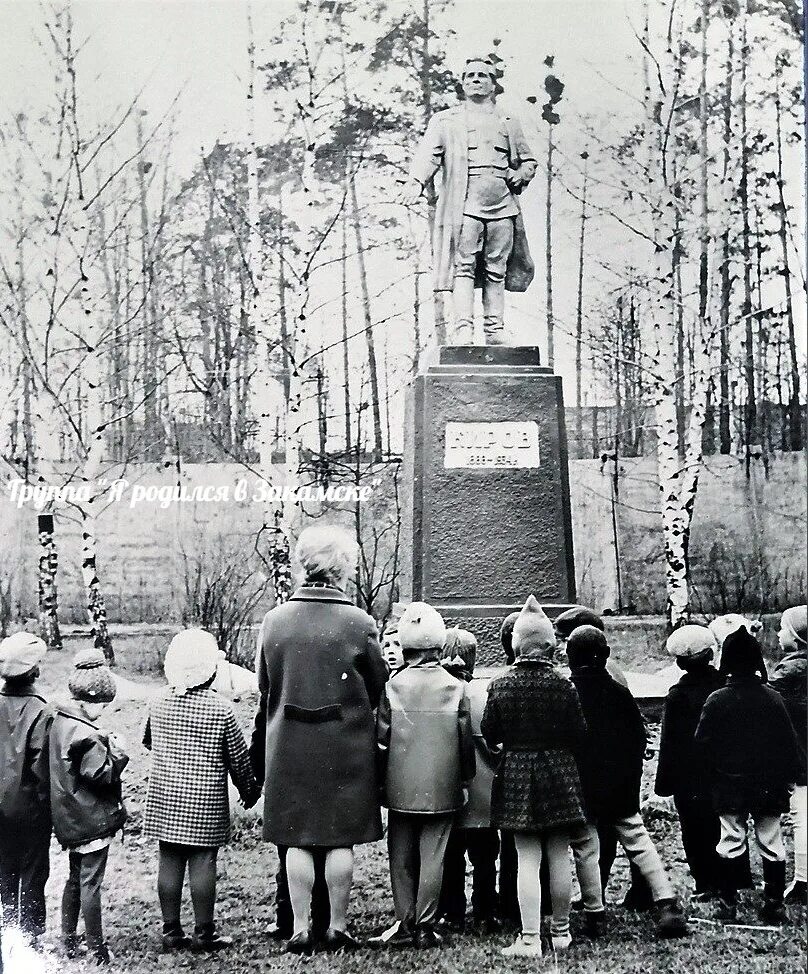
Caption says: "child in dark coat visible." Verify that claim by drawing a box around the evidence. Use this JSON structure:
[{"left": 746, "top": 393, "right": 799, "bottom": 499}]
[
  {"left": 770, "top": 605, "right": 807, "bottom": 903},
  {"left": 438, "top": 628, "right": 501, "bottom": 931},
  {"left": 655, "top": 625, "right": 724, "bottom": 899},
  {"left": 50, "top": 649, "right": 129, "bottom": 965},
  {"left": 566, "top": 626, "right": 687, "bottom": 939},
  {"left": 482, "top": 597, "right": 587, "bottom": 958},
  {"left": 0, "top": 633, "right": 52, "bottom": 945},
  {"left": 554, "top": 606, "right": 652, "bottom": 911},
  {"left": 695, "top": 625, "right": 804, "bottom": 924},
  {"left": 375, "top": 603, "right": 475, "bottom": 948}
]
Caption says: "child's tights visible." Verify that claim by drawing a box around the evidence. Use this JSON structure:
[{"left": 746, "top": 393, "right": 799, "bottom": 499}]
[
  {"left": 157, "top": 842, "right": 218, "bottom": 935},
  {"left": 514, "top": 830, "right": 571, "bottom": 938}
]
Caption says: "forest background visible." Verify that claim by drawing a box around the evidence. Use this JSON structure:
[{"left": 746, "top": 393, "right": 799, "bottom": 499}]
[{"left": 0, "top": 0, "right": 804, "bottom": 662}]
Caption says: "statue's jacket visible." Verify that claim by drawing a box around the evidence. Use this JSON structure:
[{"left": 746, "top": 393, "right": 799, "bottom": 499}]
[{"left": 409, "top": 105, "right": 536, "bottom": 293}]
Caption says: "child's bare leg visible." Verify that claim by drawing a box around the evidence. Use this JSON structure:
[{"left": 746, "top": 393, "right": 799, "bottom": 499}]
[
  {"left": 323, "top": 848, "right": 353, "bottom": 932},
  {"left": 286, "top": 848, "right": 315, "bottom": 936},
  {"left": 513, "top": 832, "right": 543, "bottom": 936},
  {"left": 545, "top": 830, "right": 573, "bottom": 943}
]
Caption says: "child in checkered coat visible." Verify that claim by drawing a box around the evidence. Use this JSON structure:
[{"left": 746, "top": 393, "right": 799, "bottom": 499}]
[{"left": 144, "top": 630, "right": 261, "bottom": 953}]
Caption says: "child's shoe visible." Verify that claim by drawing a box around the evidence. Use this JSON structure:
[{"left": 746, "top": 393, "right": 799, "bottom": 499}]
[
  {"left": 191, "top": 925, "right": 233, "bottom": 952},
  {"left": 91, "top": 943, "right": 112, "bottom": 966},
  {"left": 63, "top": 933, "right": 86, "bottom": 959},
  {"left": 501, "top": 933, "right": 542, "bottom": 957},
  {"left": 550, "top": 918, "right": 572, "bottom": 951},
  {"left": 369, "top": 919, "right": 415, "bottom": 948},
  {"left": 322, "top": 928, "right": 361, "bottom": 952},
  {"left": 413, "top": 923, "right": 443, "bottom": 948},
  {"left": 161, "top": 922, "right": 191, "bottom": 952},
  {"left": 655, "top": 898, "right": 688, "bottom": 938}
]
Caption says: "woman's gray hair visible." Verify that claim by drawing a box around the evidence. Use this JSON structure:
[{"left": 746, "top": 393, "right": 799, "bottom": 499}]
[{"left": 295, "top": 524, "right": 357, "bottom": 587}]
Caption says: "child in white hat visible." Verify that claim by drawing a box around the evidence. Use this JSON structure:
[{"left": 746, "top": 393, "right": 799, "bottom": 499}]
[
  {"left": 144, "top": 629, "right": 260, "bottom": 953},
  {"left": 50, "top": 648, "right": 128, "bottom": 965},
  {"left": 373, "top": 603, "right": 475, "bottom": 949},
  {"left": 0, "top": 632, "right": 51, "bottom": 945},
  {"left": 656, "top": 625, "right": 724, "bottom": 900}
]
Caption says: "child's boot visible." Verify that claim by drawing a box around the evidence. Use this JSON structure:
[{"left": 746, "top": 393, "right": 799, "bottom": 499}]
[
  {"left": 583, "top": 909, "right": 606, "bottom": 938},
  {"left": 715, "top": 855, "right": 744, "bottom": 922},
  {"left": 760, "top": 859, "right": 787, "bottom": 925}
]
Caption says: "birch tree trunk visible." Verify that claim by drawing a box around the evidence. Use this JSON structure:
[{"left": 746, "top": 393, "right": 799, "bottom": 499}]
[
  {"left": 647, "top": 6, "right": 692, "bottom": 627},
  {"left": 60, "top": 13, "right": 115, "bottom": 661},
  {"left": 773, "top": 60, "right": 803, "bottom": 451},
  {"left": 37, "top": 513, "right": 62, "bottom": 651}
]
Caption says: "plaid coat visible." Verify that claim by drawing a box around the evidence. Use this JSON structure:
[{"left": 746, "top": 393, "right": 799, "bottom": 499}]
[
  {"left": 481, "top": 662, "right": 587, "bottom": 832},
  {"left": 144, "top": 687, "right": 260, "bottom": 847}
]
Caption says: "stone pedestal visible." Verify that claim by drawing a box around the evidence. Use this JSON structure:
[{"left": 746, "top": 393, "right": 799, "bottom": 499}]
[{"left": 401, "top": 346, "right": 576, "bottom": 664}]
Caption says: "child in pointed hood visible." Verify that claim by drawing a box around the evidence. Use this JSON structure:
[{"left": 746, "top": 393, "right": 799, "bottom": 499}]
[{"left": 481, "top": 597, "right": 586, "bottom": 958}]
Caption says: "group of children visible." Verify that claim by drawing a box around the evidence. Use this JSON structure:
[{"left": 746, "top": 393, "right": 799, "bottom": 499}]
[
  {"left": 0, "top": 600, "right": 804, "bottom": 963},
  {"left": 0, "top": 629, "right": 261, "bottom": 964}
]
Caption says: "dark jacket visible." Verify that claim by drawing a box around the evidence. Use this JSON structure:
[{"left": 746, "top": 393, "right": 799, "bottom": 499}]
[
  {"left": 376, "top": 658, "right": 475, "bottom": 814},
  {"left": 0, "top": 685, "right": 52, "bottom": 830},
  {"left": 769, "top": 650, "right": 807, "bottom": 786},
  {"left": 694, "top": 674, "right": 803, "bottom": 815},
  {"left": 49, "top": 701, "right": 129, "bottom": 849},
  {"left": 655, "top": 665, "right": 724, "bottom": 799},
  {"left": 569, "top": 666, "right": 646, "bottom": 820},
  {"left": 252, "top": 585, "right": 388, "bottom": 847},
  {"left": 481, "top": 662, "right": 587, "bottom": 831}
]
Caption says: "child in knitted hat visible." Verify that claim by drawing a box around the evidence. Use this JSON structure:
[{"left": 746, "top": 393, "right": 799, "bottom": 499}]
[
  {"left": 0, "top": 632, "right": 52, "bottom": 945},
  {"left": 566, "top": 626, "right": 687, "bottom": 939},
  {"left": 373, "top": 603, "right": 475, "bottom": 948},
  {"left": 144, "top": 629, "right": 260, "bottom": 953},
  {"left": 655, "top": 625, "right": 724, "bottom": 900},
  {"left": 770, "top": 605, "right": 807, "bottom": 902},
  {"left": 50, "top": 648, "right": 129, "bottom": 964},
  {"left": 695, "top": 626, "right": 803, "bottom": 924},
  {"left": 481, "top": 596, "right": 586, "bottom": 957}
]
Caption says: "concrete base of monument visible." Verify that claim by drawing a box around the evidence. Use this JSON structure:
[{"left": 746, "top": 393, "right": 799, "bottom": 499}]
[{"left": 401, "top": 345, "right": 577, "bottom": 665}]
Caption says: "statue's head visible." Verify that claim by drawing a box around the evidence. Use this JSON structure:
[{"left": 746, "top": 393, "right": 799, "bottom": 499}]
[{"left": 462, "top": 57, "right": 498, "bottom": 102}]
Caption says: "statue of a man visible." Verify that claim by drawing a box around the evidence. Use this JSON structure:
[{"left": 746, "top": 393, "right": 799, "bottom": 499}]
[{"left": 403, "top": 57, "right": 537, "bottom": 346}]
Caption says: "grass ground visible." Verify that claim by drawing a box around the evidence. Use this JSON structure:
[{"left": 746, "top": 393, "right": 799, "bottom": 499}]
[{"left": 2, "top": 639, "right": 804, "bottom": 974}]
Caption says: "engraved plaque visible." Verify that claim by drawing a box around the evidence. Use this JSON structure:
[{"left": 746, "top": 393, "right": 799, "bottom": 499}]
[{"left": 444, "top": 421, "right": 541, "bottom": 469}]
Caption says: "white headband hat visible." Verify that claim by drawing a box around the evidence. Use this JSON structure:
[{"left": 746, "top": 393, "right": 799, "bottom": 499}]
[
  {"left": 164, "top": 628, "right": 221, "bottom": 694},
  {"left": 0, "top": 631, "right": 46, "bottom": 678}
]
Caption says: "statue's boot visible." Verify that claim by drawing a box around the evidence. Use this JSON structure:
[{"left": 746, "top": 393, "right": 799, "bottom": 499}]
[
  {"left": 482, "top": 281, "right": 507, "bottom": 346},
  {"left": 451, "top": 276, "right": 475, "bottom": 344}
]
